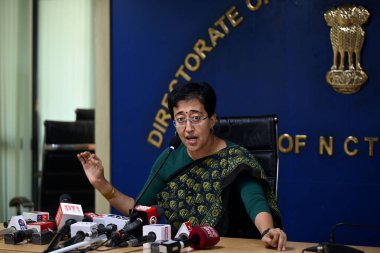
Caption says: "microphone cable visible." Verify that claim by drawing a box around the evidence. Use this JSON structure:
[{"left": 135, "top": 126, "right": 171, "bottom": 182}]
[
  {"left": 133, "top": 135, "right": 181, "bottom": 206},
  {"left": 329, "top": 222, "right": 380, "bottom": 243}
]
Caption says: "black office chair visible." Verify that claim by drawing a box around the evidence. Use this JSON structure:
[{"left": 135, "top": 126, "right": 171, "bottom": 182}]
[
  {"left": 39, "top": 120, "right": 95, "bottom": 215},
  {"left": 214, "top": 115, "right": 279, "bottom": 195},
  {"left": 75, "top": 108, "right": 95, "bottom": 121},
  {"left": 213, "top": 115, "right": 280, "bottom": 238}
]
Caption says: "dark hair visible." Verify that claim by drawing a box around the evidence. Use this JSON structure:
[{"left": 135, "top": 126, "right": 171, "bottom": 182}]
[{"left": 168, "top": 81, "right": 217, "bottom": 119}]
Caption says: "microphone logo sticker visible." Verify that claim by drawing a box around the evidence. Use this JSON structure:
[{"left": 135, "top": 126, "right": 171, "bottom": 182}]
[
  {"left": 18, "top": 219, "right": 27, "bottom": 230},
  {"left": 324, "top": 4, "right": 370, "bottom": 94},
  {"left": 62, "top": 203, "right": 83, "bottom": 214},
  {"left": 149, "top": 216, "right": 157, "bottom": 224}
]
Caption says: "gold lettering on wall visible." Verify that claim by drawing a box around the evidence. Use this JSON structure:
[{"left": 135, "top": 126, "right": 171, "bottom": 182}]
[
  {"left": 246, "top": 0, "right": 270, "bottom": 12},
  {"left": 175, "top": 65, "right": 192, "bottom": 81},
  {"left": 147, "top": 109, "right": 171, "bottom": 147},
  {"left": 161, "top": 93, "right": 168, "bottom": 109},
  {"left": 193, "top": 39, "right": 213, "bottom": 60},
  {"left": 147, "top": 130, "right": 163, "bottom": 148},
  {"left": 214, "top": 16, "right": 229, "bottom": 34},
  {"left": 208, "top": 27, "right": 225, "bottom": 47},
  {"left": 168, "top": 80, "right": 177, "bottom": 92},
  {"left": 295, "top": 135, "right": 307, "bottom": 154},
  {"left": 364, "top": 137, "right": 379, "bottom": 157},
  {"left": 184, "top": 53, "right": 201, "bottom": 71},
  {"left": 279, "top": 134, "right": 378, "bottom": 157},
  {"left": 319, "top": 136, "right": 334, "bottom": 156},
  {"left": 344, "top": 136, "right": 359, "bottom": 156},
  {"left": 148, "top": 3, "right": 263, "bottom": 148},
  {"left": 278, "top": 134, "right": 293, "bottom": 153},
  {"left": 226, "top": 6, "right": 244, "bottom": 27}
]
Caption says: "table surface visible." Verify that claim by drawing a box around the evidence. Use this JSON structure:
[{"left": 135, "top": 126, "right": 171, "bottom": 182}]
[{"left": 1, "top": 237, "right": 380, "bottom": 253}]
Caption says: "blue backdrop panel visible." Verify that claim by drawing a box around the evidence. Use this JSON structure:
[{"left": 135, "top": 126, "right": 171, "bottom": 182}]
[{"left": 111, "top": 0, "right": 380, "bottom": 246}]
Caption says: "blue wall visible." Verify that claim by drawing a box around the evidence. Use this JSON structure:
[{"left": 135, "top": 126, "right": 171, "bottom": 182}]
[{"left": 111, "top": 0, "right": 380, "bottom": 246}]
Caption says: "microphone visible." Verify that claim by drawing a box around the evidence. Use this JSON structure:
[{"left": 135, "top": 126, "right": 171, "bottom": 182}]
[
  {"left": 28, "top": 221, "right": 55, "bottom": 233},
  {"left": 4, "top": 228, "right": 38, "bottom": 244},
  {"left": 0, "top": 227, "right": 16, "bottom": 239},
  {"left": 84, "top": 212, "right": 130, "bottom": 231},
  {"left": 119, "top": 231, "right": 157, "bottom": 247},
  {"left": 61, "top": 222, "right": 117, "bottom": 249},
  {"left": 32, "top": 230, "right": 55, "bottom": 245},
  {"left": 69, "top": 222, "right": 98, "bottom": 238},
  {"left": 82, "top": 213, "right": 120, "bottom": 238},
  {"left": 142, "top": 224, "right": 171, "bottom": 249},
  {"left": 329, "top": 222, "right": 380, "bottom": 244},
  {"left": 130, "top": 205, "right": 162, "bottom": 224},
  {"left": 6, "top": 215, "right": 28, "bottom": 230},
  {"left": 110, "top": 205, "right": 165, "bottom": 246},
  {"left": 169, "top": 135, "right": 182, "bottom": 151},
  {"left": 59, "top": 194, "right": 72, "bottom": 203},
  {"left": 181, "top": 225, "right": 220, "bottom": 249},
  {"left": 134, "top": 135, "right": 181, "bottom": 205},
  {"left": 143, "top": 224, "right": 171, "bottom": 241},
  {"left": 156, "top": 225, "right": 220, "bottom": 253},
  {"left": 96, "top": 223, "right": 118, "bottom": 238},
  {"left": 44, "top": 194, "right": 84, "bottom": 252},
  {"left": 44, "top": 219, "right": 77, "bottom": 252},
  {"left": 110, "top": 218, "right": 144, "bottom": 245},
  {"left": 55, "top": 194, "right": 84, "bottom": 230},
  {"left": 174, "top": 221, "right": 192, "bottom": 240},
  {"left": 23, "top": 211, "right": 50, "bottom": 222}
]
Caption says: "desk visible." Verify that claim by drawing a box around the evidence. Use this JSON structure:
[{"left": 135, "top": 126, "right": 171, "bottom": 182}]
[{"left": 1, "top": 238, "right": 380, "bottom": 253}]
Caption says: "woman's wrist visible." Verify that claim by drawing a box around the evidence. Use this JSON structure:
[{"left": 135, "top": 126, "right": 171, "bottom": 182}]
[
  {"left": 101, "top": 185, "right": 116, "bottom": 200},
  {"left": 261, "top": 227, "right": 272, "bottom": 238},
  {"left": 93, "top": 179, "right": 116, "bottom": 200}
]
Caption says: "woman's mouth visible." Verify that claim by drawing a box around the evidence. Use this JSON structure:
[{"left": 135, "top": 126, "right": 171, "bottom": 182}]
[{"left": 186, "top": 136, "right": 198, "bottom": 145}]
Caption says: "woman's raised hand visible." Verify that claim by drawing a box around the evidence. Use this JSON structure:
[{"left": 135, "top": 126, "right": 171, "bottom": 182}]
[{"left": 77, "top": 151, "right": 106, "bottom": 187}]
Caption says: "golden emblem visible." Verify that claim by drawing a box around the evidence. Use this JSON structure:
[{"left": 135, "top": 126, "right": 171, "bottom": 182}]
[{"left": 324, "top": 4, "right": 370, "bottom": 94}]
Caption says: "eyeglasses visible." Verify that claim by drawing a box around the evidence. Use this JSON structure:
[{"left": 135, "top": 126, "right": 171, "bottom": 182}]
[{"left": 173, "top": 115, "right": 208, "bottom": 127}]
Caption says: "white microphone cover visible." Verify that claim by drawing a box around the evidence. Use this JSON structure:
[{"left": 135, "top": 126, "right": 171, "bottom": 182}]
[
  {"left": 7, "top": 215, "right": 28, "bottom": 230},
  {"left": 23, "top": 211, "right": 49, "bottom": 222},
  {"left": 92, "top": 214, "right": 129, "bottom": 231},
  {"left": 174, "top": 221, "right": 192, "bottom": 239},
  {"left": 142, "top": 224, "right": 171, "bottom": 249},
  {"left": 70, "top": 222, "right": 98, "bottom": 238},
  {"left": 55, "top": 203, "right": 84, "bottom": 230}
]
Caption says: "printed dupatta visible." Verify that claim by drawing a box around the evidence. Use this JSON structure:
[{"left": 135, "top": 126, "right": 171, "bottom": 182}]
[{"left": 156, "top": 145, "right": 282, "bottom": 237}]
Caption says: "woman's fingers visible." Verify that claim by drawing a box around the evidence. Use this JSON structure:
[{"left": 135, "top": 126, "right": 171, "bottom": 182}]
[{"left": 262, "top": 228, "right": 287, "bottom": 251}]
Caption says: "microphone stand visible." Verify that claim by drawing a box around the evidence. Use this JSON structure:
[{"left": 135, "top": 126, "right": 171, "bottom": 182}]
[
  {"left": 329, "top": 222, "right": 380, "bottom": 243},
  {"left": 133, "top": 135, "right": 180, "bottom": 206}
]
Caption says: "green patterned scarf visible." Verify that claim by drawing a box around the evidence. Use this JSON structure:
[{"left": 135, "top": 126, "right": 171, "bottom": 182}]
[{"left": 157, "top": 145, "right": 282, "bottom": 237}]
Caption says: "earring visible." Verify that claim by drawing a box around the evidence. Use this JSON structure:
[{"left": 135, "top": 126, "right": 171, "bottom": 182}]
[
  {"left": 210, "top": 128, "right": 214, "bottom": 134},
  {"left": 174, "top": 131, "right": 177, "bottom": 136}
]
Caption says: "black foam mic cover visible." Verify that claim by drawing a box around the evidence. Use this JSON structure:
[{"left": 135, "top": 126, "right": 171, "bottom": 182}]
[
  {"left": 169, "top": 135, "right": 181, "bottom": 151},
  {"left": 59, "top": 194, "right": 72, "bottom": 203}
]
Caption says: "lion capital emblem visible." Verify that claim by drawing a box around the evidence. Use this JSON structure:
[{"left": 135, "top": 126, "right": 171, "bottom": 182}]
[{"left": 324, "top": 5, "right": 370, "bottom": 94}]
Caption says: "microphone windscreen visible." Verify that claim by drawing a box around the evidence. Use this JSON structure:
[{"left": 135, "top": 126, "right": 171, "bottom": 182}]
[
  {"left": 59, "top": 194, "right": 72, "bottom": 203},
  {"left": 189, "top": 225, "right": 220, "bottom": 249},
  {"left": 169, "top": 135, "right": 181, "bottom": 150},
  {"left": 132, "top": 205, "right": 158, "bottom": 224}
]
